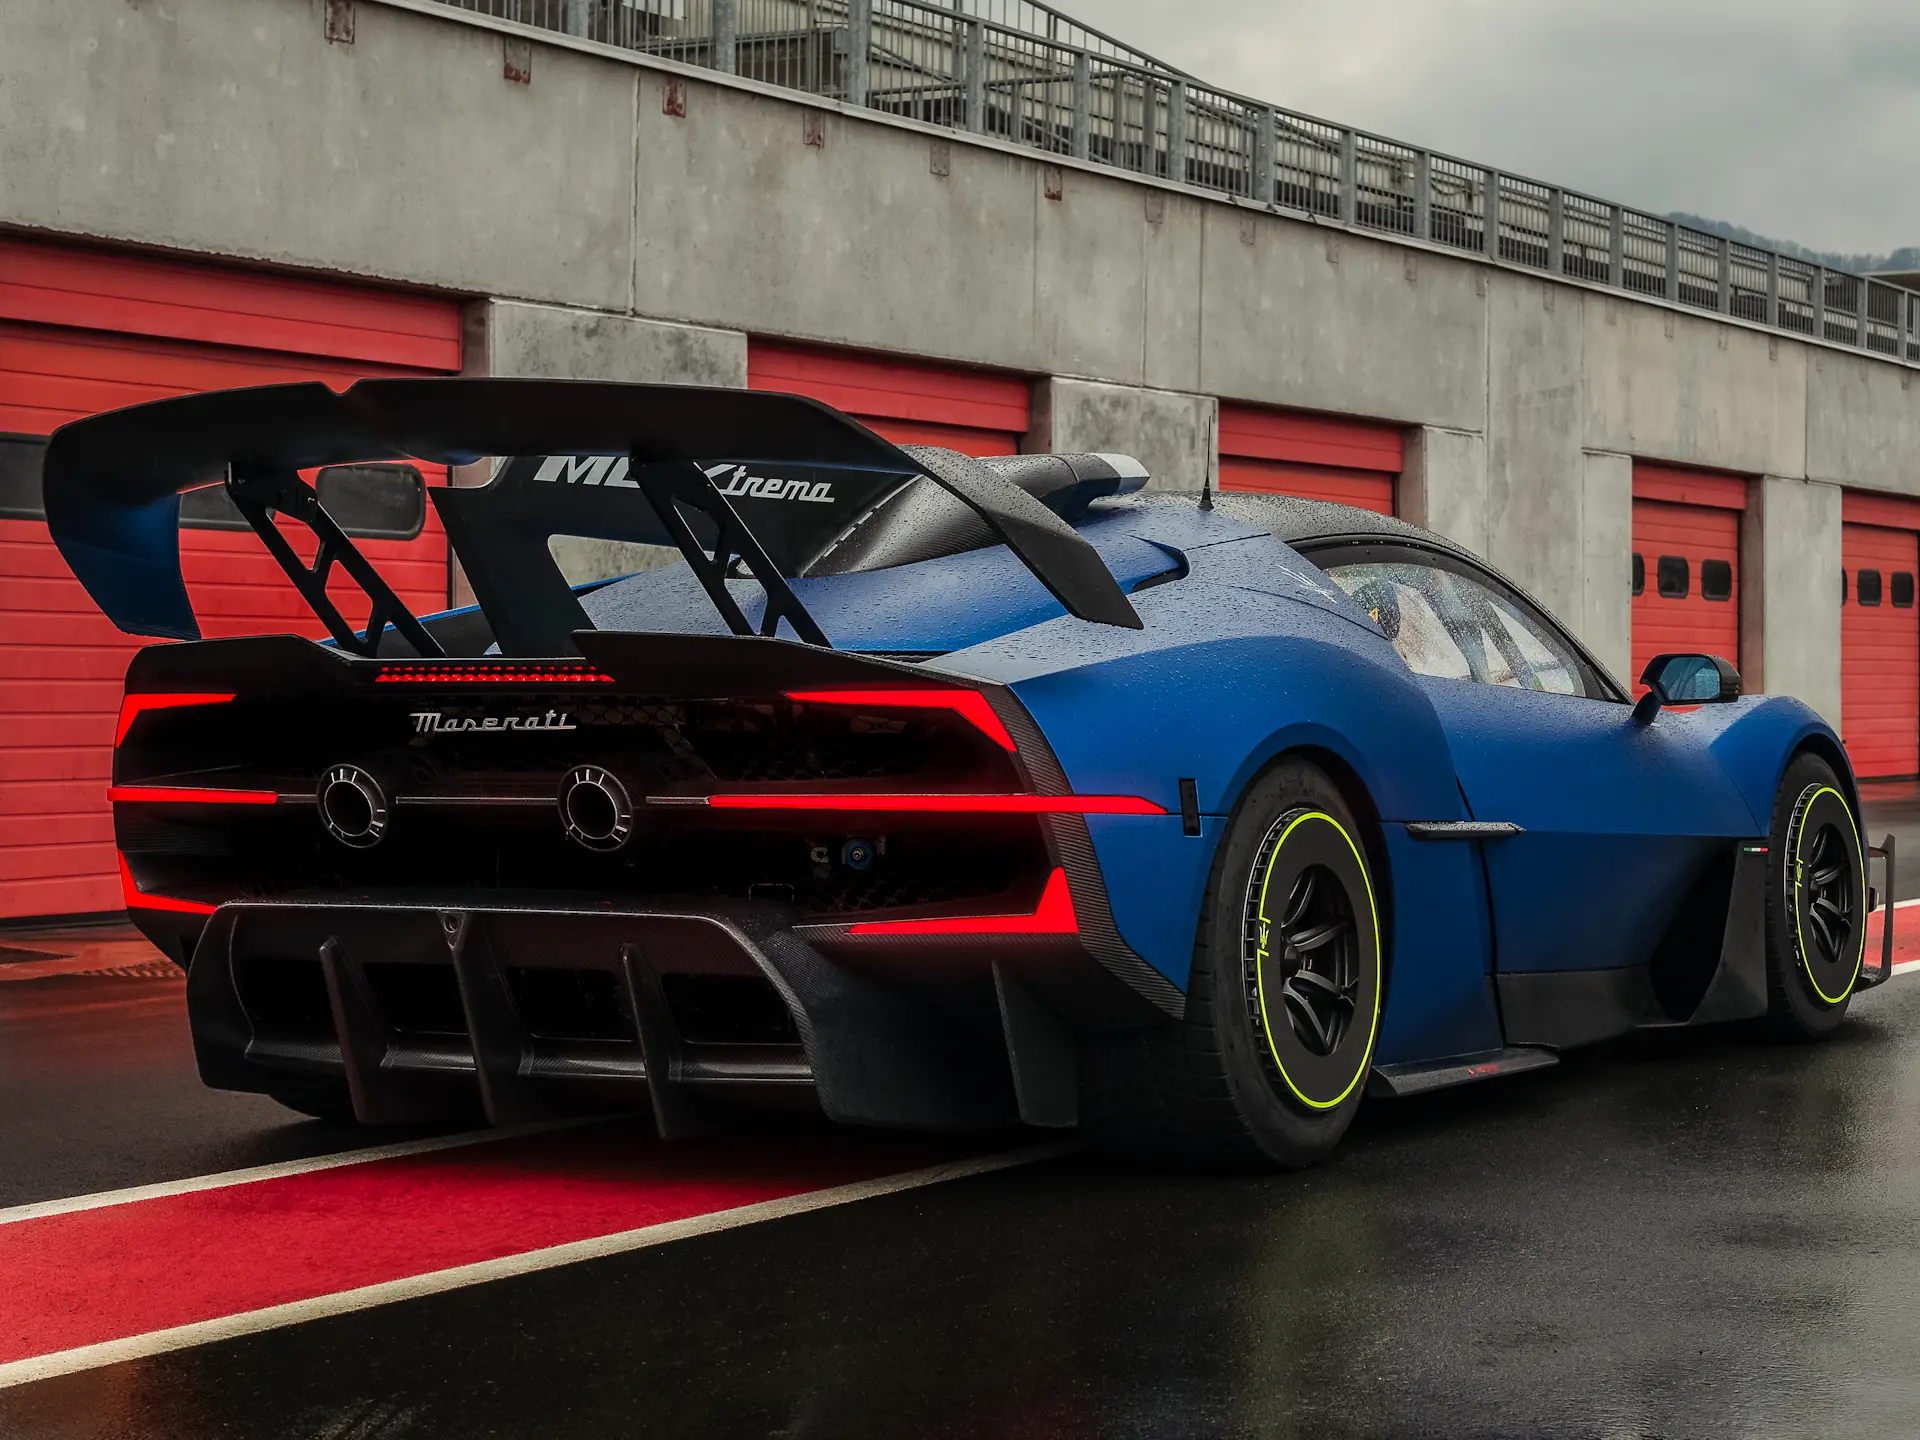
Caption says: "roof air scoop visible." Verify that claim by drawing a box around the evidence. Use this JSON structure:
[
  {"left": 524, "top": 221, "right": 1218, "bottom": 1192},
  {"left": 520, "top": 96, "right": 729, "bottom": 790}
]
[{"left": 973, "top": 453, "right": 1149, "bottom": 524}]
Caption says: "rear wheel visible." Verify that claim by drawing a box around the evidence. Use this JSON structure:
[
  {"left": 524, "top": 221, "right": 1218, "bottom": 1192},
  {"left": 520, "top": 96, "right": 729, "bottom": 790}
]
[
  {"left": 1080, "top": 759, "right": 1383, "bottom": 1169},
  {"left": 1764, "top": 752, "right": 1866, "bottom": 1039}
]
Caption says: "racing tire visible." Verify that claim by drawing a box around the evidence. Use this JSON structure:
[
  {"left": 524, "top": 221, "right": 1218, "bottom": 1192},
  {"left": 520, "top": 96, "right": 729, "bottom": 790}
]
[
  {"left": 266, "top": 1081, "right": 358, "bottom": 1124},
  {"left": 1764, "top": 751, "right": 1867, "bottom": 1040},
  {"left": 1080, "top": 759, "right": 1383, "bottom": 1170}
]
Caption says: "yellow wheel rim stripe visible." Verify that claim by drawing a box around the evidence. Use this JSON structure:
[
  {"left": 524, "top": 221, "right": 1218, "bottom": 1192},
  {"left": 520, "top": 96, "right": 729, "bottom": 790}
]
[
  {"left": 1794, "top": 785, "right": 1865, "bottom": 1004},
  {"left": 1253, "top": 810, "right": 1382, "bottom": 1111}
]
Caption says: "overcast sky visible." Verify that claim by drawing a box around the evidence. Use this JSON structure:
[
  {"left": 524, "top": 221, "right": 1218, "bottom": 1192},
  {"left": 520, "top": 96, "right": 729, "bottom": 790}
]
[{"left": 1067, "top": 0, "right": 1920, "bottom": 259}]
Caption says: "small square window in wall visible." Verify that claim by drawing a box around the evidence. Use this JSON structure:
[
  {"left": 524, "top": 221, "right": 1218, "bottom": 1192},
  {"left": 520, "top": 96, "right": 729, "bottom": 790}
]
[
  {"left": 1859, "top": 569, "right": 1883, "bottom": 606},
  {"left": 1701, "top": 559, "right": 1733, "bottom": 602},
  {"left": 1657, "top": 556, "right": 1689, "bottom": 599},
  {"left": 1895, "top": 572, "right": 1915, "bottom": 608},
  {"left": 1631, "top": 553, "right": 1645, "bottom": 596}
]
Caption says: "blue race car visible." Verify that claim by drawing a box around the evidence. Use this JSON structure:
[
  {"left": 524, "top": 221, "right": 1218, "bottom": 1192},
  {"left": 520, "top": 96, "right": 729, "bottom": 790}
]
[{"left": 43, "top": 381, "right": 1894, "bottom": 1168}]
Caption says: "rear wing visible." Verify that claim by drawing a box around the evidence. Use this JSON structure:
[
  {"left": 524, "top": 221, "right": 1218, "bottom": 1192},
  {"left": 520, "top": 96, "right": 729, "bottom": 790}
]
[{"left": 41, "top": 379, "right": 1142, "bottom": 656}]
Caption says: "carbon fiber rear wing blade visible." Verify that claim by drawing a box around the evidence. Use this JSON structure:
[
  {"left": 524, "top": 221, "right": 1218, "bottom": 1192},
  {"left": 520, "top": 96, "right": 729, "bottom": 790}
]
[
  {"left": 1861, "top": 833, "right": 1897, "bottom": 990},
  {"left": 45, "top": 379, "right": 1144, "bottom": 655}
]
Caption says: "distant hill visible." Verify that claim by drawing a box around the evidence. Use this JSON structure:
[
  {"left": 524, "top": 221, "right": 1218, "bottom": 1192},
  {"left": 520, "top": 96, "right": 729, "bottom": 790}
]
[{"left": 1667, "top": 213, "right": 1920, "bottom": 275}]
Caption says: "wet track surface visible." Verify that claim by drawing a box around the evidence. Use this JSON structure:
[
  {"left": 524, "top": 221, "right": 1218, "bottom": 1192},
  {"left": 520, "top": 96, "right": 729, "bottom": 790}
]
[{"left": 9, "top": 922, "right": 1920, "bottom": 1437}]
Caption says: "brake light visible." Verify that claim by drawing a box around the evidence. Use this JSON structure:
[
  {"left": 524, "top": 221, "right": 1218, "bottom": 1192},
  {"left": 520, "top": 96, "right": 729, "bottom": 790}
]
[
  {"left": 114, "top": 693, "right": 234, "bottom": 747},
  {"left": 108, "top": 786, "right": 278, "bottom": 806},
  {"left": 785, "top": 688, "right": 1017, "bottom": 752},
  {"left": 849, "top": 867, "right": 1077, "bottom": 935},
  {"left": 374, "top": 665, "right": 615, "bottom": 685},
  {"left": 704, "top": 793, "right": 1165, "bottom": 815},
  {"left": 118, "top": 855, "right": 217, "bottom": 916}
]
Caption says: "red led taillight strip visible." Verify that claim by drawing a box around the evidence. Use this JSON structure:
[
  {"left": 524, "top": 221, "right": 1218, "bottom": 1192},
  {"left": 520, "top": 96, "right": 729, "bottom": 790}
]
[
  {"left": 114, "top": 693, "right": 235, "bottom": 747},
  {"left": 108, "top": 786, "right": 278, "bottom": 806},
  {"left": 703, "top": 793, "right": 1165, "bottom": 815},
  {"left": 785, "top": 689, "right": 1017, "bottom": 752},
  {"left": 374, "top": 666, "right": 615, "bottom": 685},
  {"left": 849, "top": 867, "right": 1077, "bottom": 936},
  {"left": 117, "top": 855, "right": 217, "bottom": 917}
]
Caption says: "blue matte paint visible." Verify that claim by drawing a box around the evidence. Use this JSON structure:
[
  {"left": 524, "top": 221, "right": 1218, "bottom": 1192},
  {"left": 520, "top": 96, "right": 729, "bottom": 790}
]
[
  {"left": 1084, "top": 813, "right": 1222, "bottom": 990},
  {"left": 1419, "top": 677, "right": 1763, "bottom": 973},
  {"left": 1372, "top": 825, "right": 1505, "bottom": 1065},
  {"left": 580, "top": 512, "right": 1180, "bottom": 652},
  {"left": 46, "top": 493, "right": 199, "bottom": 640},
  {"left": 993, "top": 614, "right": 1466, "bottom": 825},
  {"left": 1694, "top": 697, "right": 1849, "bottom": 824},
  {"left": 75, "top": 482, "right": 1857, "bottom": 1074}
]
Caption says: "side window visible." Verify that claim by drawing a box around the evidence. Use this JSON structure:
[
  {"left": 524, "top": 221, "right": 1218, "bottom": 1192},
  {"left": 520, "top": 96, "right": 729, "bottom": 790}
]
[{"left": 1321, "top": 556, "right": 1593, "bottom": 698}]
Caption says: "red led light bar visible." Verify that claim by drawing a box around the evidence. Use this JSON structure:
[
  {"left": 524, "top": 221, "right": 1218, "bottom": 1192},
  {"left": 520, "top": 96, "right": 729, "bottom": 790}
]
[
  {"left": 785, "top": 688, "right": 1017, "bottom": 752},
  {"left": 704, "top": 793, "right": 1165, "bottom": 815},
  {"left": 118, "top": 855, "right": 217, "bottom": 917},
  {"left": 849, "top": 867, "right": 1077, "bottom": 936},
  {"left": 114, "top": 693, "right": 234, "bottom": 747},
  {"left": 108, "top": 786, "right": 278, "bottom": 807},
  {"left": 374, "top": 665, "right": 615, "bottom": 685}
]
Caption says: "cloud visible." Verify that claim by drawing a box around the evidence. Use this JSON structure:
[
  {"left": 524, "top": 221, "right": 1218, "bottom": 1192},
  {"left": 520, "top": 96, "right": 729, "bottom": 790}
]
[{"left": 1066, "top": 0, "right": 1920, "bottom": 256}]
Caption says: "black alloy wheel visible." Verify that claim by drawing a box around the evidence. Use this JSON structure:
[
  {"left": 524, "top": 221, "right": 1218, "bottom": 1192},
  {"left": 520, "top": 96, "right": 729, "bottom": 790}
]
[
  {"left": 1078, "top": 759, "right": 1383, "bottom": 1170},
  {"left": 1798, "top": 822, "right": 1856, "bottom": 977},
  {"left": 1250, "top": 862, "right": 1361, "bottom": 1062},
  {"left": 1240, "top": 808, "right": 1379, "bottom": 1114},
  {"left": 1765, "top": 752, "right": 1866, "bottom": 1038}
]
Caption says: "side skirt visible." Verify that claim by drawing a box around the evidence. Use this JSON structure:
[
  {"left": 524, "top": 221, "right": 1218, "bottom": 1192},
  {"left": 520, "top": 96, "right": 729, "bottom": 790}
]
[{"left": 1368, "top": 1046, "right": 1558, "bottom": 1099}]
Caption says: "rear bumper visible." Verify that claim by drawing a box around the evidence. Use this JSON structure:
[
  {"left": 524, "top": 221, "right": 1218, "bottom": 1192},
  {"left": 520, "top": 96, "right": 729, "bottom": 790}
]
[{"left": 185, "top": 892, "right": 1173, "bottom": 1133}]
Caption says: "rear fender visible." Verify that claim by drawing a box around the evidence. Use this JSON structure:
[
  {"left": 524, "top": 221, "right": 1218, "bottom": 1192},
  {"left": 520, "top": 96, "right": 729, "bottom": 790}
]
[{"left": 976, "top": 605, "right": 1476, "bottom": 1007}]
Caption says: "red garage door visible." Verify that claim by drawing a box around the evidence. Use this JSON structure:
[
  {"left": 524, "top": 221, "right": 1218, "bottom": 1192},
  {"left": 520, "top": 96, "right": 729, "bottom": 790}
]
[
  {"left": 1218, "top": 405, "right": 1402, "bottom": 514},
  {"left": 0, "top": 237, "right": 463, "bottom": 921},
  {"left": 1631, "top": 465, "right": 1745, "bottom": 690},
  {"left": 747, "top": 342, "right": 1027, "bottom": 455},
  {"left": 1841, "top": 493, "right": 1920, "bottom": 780}
]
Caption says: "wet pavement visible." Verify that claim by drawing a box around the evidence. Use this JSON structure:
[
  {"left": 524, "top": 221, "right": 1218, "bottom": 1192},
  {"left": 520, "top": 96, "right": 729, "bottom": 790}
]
[{"left": 7, "top": 932, "right": 1920, "bottom": 1437}]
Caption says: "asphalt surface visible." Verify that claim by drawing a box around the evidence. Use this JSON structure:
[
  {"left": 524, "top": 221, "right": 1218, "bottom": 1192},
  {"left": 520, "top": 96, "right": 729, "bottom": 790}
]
[
  {"left": 7, "top": 931, "right": 1920, "bottom": 1438},
  {"left": 1863, "top": 782, "right": 1920, "bottom": 900}
]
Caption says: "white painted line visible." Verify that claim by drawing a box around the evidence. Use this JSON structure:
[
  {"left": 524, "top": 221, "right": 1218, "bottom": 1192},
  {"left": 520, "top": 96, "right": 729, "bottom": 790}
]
[
  {"left": 1894, "top": 958, "right": 1920, "bottom": 977},
  {"left": 0, "top": 1142, "right": 1068, "bottom": 1390},
  {"left": 0, "top": 1121, "right": 592, "bottom": 1229},
  {"left": 1893, "top": 897, "right": 1920, "bottom": 911}
]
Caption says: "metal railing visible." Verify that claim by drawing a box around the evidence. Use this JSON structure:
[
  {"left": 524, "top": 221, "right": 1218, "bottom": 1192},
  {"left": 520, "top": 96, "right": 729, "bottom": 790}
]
[{"left": 429, "top": 0, "right": 1920, "bottom": 361}]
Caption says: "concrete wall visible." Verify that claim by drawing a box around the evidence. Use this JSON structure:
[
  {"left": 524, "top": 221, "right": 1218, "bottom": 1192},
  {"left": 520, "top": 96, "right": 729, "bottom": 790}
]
[
  {"left": 479, "top": 301, "right": 747, "bottom": 387},
  {"left": 1027, "top": 379, "right": 1216, "bottom": 493},
  {"left": 8, "top": 0, "right": 1920, "bottom": 718}
]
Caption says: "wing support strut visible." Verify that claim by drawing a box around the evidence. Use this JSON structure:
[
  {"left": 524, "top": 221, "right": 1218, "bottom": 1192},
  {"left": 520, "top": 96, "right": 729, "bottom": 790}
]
[
  {"left": 227, "top": 466, "right": 443, "bottom": 659},
  {"left": 636, "top": 459, "right": 831, "bottom": 647}
]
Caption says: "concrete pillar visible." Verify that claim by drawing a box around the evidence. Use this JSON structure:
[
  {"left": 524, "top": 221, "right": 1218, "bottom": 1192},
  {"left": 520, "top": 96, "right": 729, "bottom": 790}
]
[
  {"left": 451, "top": 302, "right": 751, "bottom": 601},
  {"left": 1399, "top": 425, "right": 1488, "bottom": 556},
  {"left": 1026, "top": 377, "right": 1217, "bottom": 493},
  {"left": 1740, "top": 476, "right": 1843, "bottom": 725},
  {"left": 1403, "top": 427, "right": 1629, "bottom": 680},
  {"left": 1578, "top": 450, "right": 1633, "bottom": 685},
  {"left": 479, "top": 300, "right": 748, "bottom": 385}
]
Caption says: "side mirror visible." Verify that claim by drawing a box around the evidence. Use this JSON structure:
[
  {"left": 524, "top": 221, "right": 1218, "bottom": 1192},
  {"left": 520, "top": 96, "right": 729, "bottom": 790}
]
[{"left": 1634, "top": 652, "right": 1741, "bottom": 724}]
